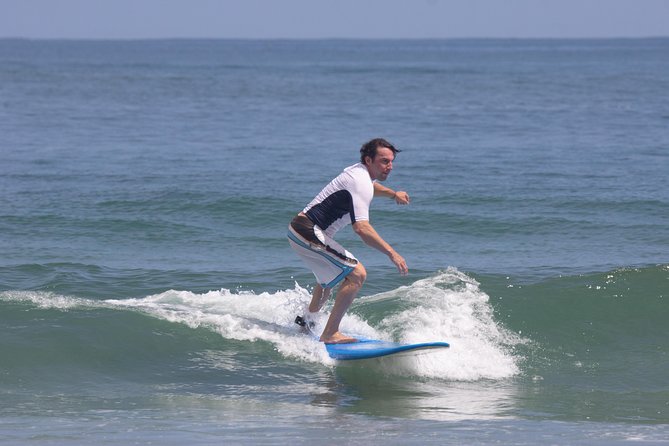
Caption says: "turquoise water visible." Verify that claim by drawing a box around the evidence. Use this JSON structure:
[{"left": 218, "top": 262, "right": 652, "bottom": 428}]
[{"left": 1, "top": 38, "right": 668, "bottom": 444}]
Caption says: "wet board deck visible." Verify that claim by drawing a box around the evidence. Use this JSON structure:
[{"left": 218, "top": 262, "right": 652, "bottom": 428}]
[
  {"left": 325, "top": 338, "right": 450, "bottom": 360},
  {"left": 294, "top": 316, "right": 449, "bottom": 361}
]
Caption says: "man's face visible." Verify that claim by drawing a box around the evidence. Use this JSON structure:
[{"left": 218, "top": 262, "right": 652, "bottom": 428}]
[{"left": 365, "top": 147, "right": 395, "bottom": 181}]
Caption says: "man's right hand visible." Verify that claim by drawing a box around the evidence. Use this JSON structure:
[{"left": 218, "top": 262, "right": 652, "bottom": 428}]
[{"left": 393, "top": 191, "right": 410, "bottom": 205}]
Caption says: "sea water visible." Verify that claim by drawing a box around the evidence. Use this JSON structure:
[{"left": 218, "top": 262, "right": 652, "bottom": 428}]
[{"left": 1, "top": 38, "right": 668, "bottom": 444}]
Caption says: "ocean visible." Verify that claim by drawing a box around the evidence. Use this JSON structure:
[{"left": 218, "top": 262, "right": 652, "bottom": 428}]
[{"left": 1, "top": 38, "right": 668, "bottom": 444}]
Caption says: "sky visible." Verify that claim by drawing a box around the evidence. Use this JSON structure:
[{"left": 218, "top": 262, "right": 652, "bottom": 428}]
[{"left": 1, "top": 0, "right": 668, "bottom": 39}]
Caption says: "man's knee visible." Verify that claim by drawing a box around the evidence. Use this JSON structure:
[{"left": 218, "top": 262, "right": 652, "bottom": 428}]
[{"left": 346, "top": 263, "right": 366, "bottom": 288}]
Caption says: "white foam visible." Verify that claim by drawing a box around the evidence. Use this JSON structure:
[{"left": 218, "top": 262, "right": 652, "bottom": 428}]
[
  {"left": 107, "top": 268, "right": 523, "bottom": 381},
  {"left": 350, "top": 267, "right": 522, "bottom": 380},
  {"left": 1, "top": 268, "right": 523, "bottom": 380},
  {"left": 104, "top": 283, "right": 336, "bottom": 364},
  {"left": 0, "top": 290, "right": 92, "bottom": 310}
]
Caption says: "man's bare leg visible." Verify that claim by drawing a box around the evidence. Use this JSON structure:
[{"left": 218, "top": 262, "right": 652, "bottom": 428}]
[
  {"left": 320, "top": 263, "right": 366, "bottom": 344},
  {"left": 308, "top": 284, "right": 331, "bottom": 313}
]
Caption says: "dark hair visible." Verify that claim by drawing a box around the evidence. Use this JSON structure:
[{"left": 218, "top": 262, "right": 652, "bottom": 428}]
[{"left": 359, "top": 138, "right": 401, "bottom": 164}]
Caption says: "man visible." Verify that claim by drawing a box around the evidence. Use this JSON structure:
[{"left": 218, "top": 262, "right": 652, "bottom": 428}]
[{"left": 287, "top": 138, "right": 410, "bottom": 344}]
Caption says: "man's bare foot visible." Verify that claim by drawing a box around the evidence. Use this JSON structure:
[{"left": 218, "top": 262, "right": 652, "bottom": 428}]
[{"left": 320, "top": 331, "right": 358, "bottom": 344}]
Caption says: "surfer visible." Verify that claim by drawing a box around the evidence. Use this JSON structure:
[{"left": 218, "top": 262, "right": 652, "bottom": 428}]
[{"left": 287, "top": 138, "right": 410, "bottom": 344}]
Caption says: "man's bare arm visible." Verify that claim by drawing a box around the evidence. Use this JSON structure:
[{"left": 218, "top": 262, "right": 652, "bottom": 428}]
[
  {"left": 352, "top": 220, "right": 408, "bottom": 275},
  {"left": 373, "top": 182, "right": 410, "bottom": 205}
]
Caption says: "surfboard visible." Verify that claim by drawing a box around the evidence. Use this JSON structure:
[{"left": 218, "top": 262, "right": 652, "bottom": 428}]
[
  {"left": 325, "top": 338, "right": 450, "bottom": 360},
  {"left": 295, "top": 316, "right": 450, "bottom": 361}
]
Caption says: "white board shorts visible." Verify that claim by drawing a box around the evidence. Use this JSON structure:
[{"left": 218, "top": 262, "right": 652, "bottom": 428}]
[{"left": 287, "top": 215, "right": 358, "bottom": 288}]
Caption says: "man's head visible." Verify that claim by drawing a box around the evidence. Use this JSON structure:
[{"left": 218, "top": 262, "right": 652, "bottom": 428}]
[{"left": 360, "top": 138, "right": 401, "bottom": 181}]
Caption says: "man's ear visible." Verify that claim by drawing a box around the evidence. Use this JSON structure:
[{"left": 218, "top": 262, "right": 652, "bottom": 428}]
[{"left": 363, "top": 155, "right": 372, "bottom": 166}]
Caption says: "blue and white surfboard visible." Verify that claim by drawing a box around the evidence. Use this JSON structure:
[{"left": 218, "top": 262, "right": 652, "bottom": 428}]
[
  {"left": 325, "top": 338, "right": 450, "bottom": 360},
  {"left": 296, "top": 316, "right": 449, "bottom": 361}
]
